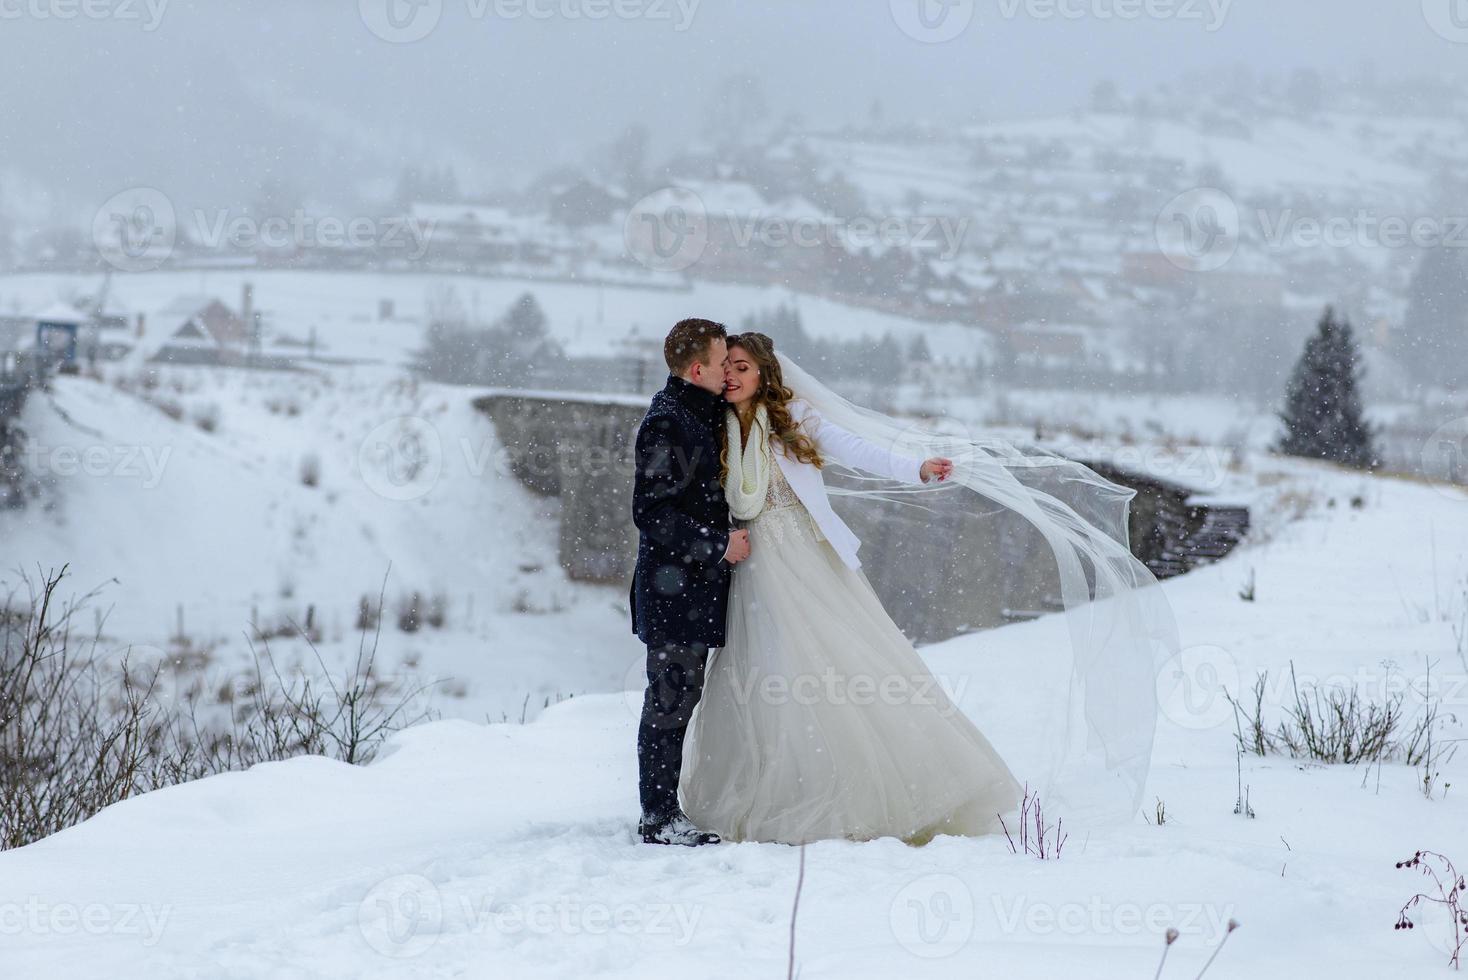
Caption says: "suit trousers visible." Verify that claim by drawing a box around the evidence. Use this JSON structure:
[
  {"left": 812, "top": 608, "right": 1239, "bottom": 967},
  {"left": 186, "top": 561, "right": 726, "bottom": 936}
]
[{"left": 636, "top": 640, "right": 711, "bottom": 821}]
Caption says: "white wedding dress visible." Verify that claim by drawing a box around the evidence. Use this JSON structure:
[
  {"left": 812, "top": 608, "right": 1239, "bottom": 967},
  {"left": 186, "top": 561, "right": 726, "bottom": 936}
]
[{"left": 679, "top": 451, "right": 1023, "bottom": 845}]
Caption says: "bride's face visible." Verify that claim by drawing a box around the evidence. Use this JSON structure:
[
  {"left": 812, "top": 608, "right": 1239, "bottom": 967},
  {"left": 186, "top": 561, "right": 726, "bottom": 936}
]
[{"left": 722, "top": 346, "right": 759, "bottom": 407}]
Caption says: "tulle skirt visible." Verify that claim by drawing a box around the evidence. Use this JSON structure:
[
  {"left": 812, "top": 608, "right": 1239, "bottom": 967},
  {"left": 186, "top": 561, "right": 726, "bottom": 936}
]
[{"left": 679, "top": 501, "right": 1024, "bottom": 845}]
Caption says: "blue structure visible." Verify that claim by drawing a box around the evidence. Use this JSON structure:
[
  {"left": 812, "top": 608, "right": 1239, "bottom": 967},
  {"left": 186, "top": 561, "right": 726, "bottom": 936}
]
[
  {"left": 31, "top": 302, "right": 87, "bottom": 365},
  {"left": 35, "top": 320, "right": 77, "bottom": 363}
]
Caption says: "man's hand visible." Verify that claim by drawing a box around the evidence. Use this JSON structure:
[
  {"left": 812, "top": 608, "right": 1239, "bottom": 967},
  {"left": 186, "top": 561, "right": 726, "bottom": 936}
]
[
  {"left": 920, "top": 457, "right": 954, "bottom": 483},
  {"left": 723, "top": 528, "right": 751, "bottom": 564}
]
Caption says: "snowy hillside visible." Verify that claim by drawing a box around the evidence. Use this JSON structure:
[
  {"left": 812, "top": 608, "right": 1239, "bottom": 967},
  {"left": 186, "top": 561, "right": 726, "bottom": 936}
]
[
  {"left": 1, "top": 457, "right": 1464, "bottom": 978},
  {"left": 0, "top": 269, "right": 993, "bottom": 364},
  {"left": 0, "top": 363, "right": 644, "bottom": 724}
]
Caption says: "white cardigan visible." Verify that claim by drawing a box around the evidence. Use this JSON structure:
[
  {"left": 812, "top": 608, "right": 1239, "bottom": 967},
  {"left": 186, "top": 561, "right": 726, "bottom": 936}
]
[{"left": 766, "top": 399, "right": 927, "bottom": 570}]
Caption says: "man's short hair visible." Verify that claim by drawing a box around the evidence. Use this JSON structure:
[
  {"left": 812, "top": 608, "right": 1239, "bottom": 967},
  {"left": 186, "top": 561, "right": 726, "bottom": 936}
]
[{"left": 664, "top": 318, "right": 727, "bottom": 374}]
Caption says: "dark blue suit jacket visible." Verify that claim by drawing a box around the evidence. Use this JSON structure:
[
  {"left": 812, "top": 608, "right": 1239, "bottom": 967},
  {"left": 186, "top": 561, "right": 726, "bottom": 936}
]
[{"left": 629, "top": 375, "right": 732, "bottom": 648}]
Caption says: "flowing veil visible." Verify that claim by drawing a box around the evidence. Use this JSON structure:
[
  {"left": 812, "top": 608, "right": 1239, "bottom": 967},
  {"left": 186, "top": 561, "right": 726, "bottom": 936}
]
[{"left": 777, "top": 353, "right": 1180, "bottom": 826}]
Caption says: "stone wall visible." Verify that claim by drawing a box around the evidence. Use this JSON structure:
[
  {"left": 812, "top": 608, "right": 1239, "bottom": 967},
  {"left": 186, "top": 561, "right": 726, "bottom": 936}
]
[
  {"left": 473, "top": 391, "right": 647, "bottom": 582},
  {"left": 473, "top": 391, "right": 1247, "bottom": 644}
]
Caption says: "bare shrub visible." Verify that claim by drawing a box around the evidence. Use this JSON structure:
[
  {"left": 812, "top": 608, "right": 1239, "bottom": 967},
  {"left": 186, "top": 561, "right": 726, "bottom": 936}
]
[
  {"left": 998, "top": 783, "right": 1067, "bottom": 859},
  {"left": 1229, "top": 661, "right": 1461, "bottom": 775},
  {"left": 397, "top": 591, "right": 422, "bottom": 632},
  {"left": 426, "top": 591, "right": 447, "bottom": 629},
  {"left": 152, "top": 397, "right": 184, "bottom": 421},
  {"left": 299, "top": 452, "right": 321, "bottom": 488},
  {"left": 356, "top": 594, "right": 379, "bottom": 631},
  {"left": 1395, "top": 850, "right": 1468, "bottom": 969},
  {"left": 192, "top": 402, "right": 220, "bottom": 433},
  {"left": 0, "top": 565, "right": 433, "bottom": 851}
]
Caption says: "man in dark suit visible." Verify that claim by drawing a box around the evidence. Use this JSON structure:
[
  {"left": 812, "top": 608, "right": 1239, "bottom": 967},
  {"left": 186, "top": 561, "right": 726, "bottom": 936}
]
[{"left": 631, "top": 317, "right": 751, "bottom": 846}]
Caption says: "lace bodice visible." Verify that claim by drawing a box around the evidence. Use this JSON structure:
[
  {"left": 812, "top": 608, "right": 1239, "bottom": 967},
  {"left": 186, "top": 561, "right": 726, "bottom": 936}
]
[
  {"left": 738, "top": 443, "right": 825, "bottom": 547},
  {"left": 762, "top": 451, "right": 800, "bottom": 513}
]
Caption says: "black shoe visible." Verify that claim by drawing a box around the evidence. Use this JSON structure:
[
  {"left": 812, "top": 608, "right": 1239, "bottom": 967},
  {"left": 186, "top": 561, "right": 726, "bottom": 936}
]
[{"left": 639, "top": 811, "right": 721, "bottom": 846}]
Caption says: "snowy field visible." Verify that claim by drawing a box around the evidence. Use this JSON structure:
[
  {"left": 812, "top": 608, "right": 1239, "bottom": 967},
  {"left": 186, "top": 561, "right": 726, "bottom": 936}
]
[
  {"left": 1, "top": 271, "right": 1465, "bottom": 978},
  {"left": 0, "top": 451, "right": 1464, "bottom": 977},
  {"left": 0, "top": 269, "right": 994, "bottom": 365},
  {"left": 0, "top": 361, "right": 641, "bottom": 725},
  {"left": 0, "top": 268, "right": 1304, "bottom": 727}
]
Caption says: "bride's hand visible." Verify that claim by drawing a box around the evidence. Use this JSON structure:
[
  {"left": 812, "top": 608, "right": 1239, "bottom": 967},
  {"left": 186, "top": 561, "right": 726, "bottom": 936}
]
[{"left": 920, "top": 457, "right": 953, "bottom": 483}]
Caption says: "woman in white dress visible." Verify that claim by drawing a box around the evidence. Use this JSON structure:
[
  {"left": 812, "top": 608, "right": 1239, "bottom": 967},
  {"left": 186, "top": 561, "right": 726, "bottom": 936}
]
[{"left": 679, "top": 333, "right": 1025, "bottom": 845}]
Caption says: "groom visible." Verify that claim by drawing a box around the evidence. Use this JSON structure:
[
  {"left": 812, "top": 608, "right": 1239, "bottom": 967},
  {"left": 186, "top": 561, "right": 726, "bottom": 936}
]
[{"left": 631, "top": 317, "right": 751, "bottom": 846}]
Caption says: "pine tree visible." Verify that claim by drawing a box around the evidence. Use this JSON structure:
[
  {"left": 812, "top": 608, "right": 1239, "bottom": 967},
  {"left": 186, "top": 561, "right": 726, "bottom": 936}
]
[
  {"left": 1276, "top": 306, "right": 1375, "bottom": 469},
  {"left": 1401, "top": 244, "right": 1468, "bottom": 389},
  {"left": 906, "top": 333, "right": 932, "bottom": 364}
]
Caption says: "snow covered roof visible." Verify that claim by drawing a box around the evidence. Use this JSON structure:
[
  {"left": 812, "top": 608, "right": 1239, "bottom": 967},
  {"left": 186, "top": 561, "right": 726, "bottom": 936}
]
[
  {"left": 161, "top": 294, "right": 223, "bottom": 317},
  {"left": 676, "top": 180, "right": 768, "bottom": 218},
  {"left": 411, "top": 203, "right": 515, "bottom": 228},
  {"left": 83, "top": 289, "right": 133, "bottom": 319},
  {"left": 767, "top": 194, "right": 829, "bottom": 223},
  {"left": 31, "top": 301, "right": 88, "bottom": 325}
]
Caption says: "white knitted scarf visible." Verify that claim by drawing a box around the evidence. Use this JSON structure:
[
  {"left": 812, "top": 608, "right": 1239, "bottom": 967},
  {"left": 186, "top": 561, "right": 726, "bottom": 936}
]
[{"left": 724, "top": 404, "right": 771, "bottom": 521}]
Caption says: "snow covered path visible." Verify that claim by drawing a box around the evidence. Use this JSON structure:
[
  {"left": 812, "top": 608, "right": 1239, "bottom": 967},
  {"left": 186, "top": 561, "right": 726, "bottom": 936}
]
[{"left": 2, "top": 455, "right": 1466, "bottom": 977}]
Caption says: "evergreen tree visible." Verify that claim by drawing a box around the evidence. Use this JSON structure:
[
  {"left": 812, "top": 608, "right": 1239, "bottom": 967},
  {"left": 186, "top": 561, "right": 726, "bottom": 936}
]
[
  {"left": 906, "top": 333, "right": 932, "bottom": 364},
  {"left": 412, "top": 291, "right": 562, "bottom": 387},
  {"left": 479, "top": 293, "right": 562, "bottom": 385},
  {"left": 1276, "top": 306, "right": 1375, "bottom": 469},
  {"left": 498, "top": 292, "right": 550, "bottom": 346},
  {"left": 1400, "top": 244, "right": 1468, "bottom": 389}
]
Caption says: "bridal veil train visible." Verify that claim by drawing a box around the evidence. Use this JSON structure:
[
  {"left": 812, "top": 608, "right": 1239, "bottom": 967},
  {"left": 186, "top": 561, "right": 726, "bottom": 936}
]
[{"left": 680, "top": 349, "right": 1180, "bottom": 843}]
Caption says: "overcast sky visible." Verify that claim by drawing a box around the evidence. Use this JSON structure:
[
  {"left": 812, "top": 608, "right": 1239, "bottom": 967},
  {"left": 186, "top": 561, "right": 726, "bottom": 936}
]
[{"left": 3, "top": 0, "right": 1466, "bottom": 219}]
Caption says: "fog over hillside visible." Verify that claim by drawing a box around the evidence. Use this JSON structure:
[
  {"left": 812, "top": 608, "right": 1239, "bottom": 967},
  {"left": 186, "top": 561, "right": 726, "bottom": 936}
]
[
  {"left": 2, "top": 6, "right": 1468, "bottom": 978},
  {"left": 3, "top": 1, "right": 1468, "bottom": 211}
]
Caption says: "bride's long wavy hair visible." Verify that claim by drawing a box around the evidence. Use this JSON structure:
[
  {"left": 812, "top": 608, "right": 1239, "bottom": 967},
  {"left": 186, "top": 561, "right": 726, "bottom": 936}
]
[{"left": 720, "top": 332, "right": 824, "bottom": 480}]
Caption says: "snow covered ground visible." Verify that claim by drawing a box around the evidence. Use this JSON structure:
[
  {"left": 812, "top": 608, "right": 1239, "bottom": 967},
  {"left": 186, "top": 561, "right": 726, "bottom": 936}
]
[
  {"left": 0, "top": 266, "right": 1305, "bottom": 727},
  {"left": 0, "top": 362, "right": 643, "bottom": 724},
  {"left": 1, "top": 269, "right": 1465, "bottom": 977},
  {"left": 1, "top": 440, "right": 1464, "bottom": 977},
  {"left": 0, "top": 269, "right": 993, "bottom": 365}
]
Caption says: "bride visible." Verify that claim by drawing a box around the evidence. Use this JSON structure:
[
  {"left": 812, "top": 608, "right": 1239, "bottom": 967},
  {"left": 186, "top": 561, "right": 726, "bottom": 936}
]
[{"left": 679, "top": 333, "right": 1025, "bottom": 845}]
